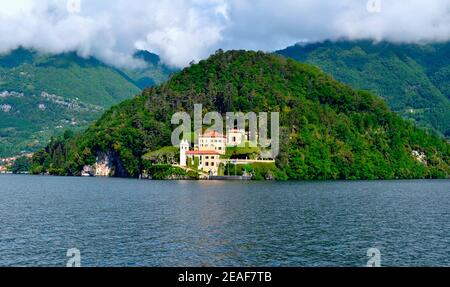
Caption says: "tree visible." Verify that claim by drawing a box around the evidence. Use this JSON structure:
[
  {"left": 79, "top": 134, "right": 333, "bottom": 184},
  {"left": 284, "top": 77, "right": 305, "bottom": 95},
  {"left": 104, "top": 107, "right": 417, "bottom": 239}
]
[{"left": 11, "top": 156, "right": 31, "bottom": 174}]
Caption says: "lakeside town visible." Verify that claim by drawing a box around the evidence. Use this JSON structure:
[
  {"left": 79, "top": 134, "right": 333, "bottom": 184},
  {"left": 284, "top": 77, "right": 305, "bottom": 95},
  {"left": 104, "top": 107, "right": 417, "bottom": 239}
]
[{"left": 0, "top": 153, "right": 33, "bottom": 174}]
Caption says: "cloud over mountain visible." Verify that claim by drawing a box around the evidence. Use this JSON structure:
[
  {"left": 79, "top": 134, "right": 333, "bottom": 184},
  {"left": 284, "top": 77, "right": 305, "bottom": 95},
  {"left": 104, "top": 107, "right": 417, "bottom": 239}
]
[{"left": 2, "top": 0, "right": 450, "bottom": 68}]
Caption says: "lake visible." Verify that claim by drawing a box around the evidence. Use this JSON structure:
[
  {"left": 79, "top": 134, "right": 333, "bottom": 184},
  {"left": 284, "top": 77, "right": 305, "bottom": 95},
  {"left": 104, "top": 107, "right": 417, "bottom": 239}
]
[{"left": 0, "top": 175, "right": 449, "bottom": 267}]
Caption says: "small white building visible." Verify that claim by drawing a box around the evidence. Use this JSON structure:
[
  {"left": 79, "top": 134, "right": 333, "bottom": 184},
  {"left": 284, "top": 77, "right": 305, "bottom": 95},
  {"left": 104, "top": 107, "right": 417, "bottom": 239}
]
[
  {"left": 226, "top": 128, "right": 259, "bottom": 147},
  {"left": 198, "top": 131, "right": 226, "bottom": 155},
  {"left": 180, "top": 131, "right": 225, "bottom": 175},
  {"left": 186, "top": 150, "right": 221, "bottom": 176}
]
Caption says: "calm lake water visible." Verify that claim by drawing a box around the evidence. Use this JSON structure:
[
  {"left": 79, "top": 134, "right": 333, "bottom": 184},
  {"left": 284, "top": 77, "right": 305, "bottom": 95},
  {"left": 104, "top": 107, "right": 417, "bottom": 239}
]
[{"left": 0, "top": 175, "right": 449, "bottom": 267}]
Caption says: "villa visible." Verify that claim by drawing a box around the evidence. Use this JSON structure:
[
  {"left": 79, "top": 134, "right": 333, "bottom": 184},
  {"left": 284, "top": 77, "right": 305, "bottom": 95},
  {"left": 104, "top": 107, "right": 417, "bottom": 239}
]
[
  {"left": 180, "top": 130, "right": 228, "bottom": 176},
  {"left": 179, "top": 129, "right": 269, "bottom": 176},
  {"left": 198, "top": 130, "right": 226, "bottom": 155}
]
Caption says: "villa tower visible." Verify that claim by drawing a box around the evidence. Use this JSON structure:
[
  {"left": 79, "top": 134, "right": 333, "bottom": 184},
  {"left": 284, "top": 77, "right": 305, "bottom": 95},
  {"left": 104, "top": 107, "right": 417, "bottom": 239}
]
[{"left": 179, "top": 139, "right": 189, "bottom": 167}]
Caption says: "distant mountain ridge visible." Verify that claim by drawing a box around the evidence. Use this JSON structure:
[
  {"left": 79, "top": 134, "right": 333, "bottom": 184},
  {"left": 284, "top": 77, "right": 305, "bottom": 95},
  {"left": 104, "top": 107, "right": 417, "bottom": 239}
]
[
  {"left": 0, "top": 48, "right": 176, "bottom": 157},
  {"left": 277, "top": 40, "right": 450, "bottom": 138}
]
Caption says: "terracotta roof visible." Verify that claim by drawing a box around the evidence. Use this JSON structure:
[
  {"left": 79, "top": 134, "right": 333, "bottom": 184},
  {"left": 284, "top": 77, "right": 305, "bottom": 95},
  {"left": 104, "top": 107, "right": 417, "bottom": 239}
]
[
  {"left": 201, "top": 131, "right": 225, "bottom": 138},
  {"left": 186, "top": 150, "right": 221, "bottom": 155}
]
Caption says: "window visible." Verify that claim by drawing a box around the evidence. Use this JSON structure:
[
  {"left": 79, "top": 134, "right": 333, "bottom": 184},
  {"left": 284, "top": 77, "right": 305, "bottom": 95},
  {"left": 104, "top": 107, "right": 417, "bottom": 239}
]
[
  {"left": 206, "top": 156, "right": 209, "bottom": 159},
  {"left": 206, "top": 162, "right": 209, "bottom": 166},
  {"left": 211, "top": 162, "right": 215, "bottom": 166}
]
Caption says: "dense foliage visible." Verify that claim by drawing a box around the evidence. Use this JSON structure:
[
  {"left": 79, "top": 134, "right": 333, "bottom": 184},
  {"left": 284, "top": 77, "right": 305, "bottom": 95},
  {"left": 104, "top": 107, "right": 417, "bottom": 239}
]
[
  {"left": 143, "top": 164, "right": 198, "bottom": 180},
  {"left": 32, "top": 50, "right": 450, "bottom": 179},
  {"left": 277, "top": 40, "right": 450, "bottom": 138},
  {"left": 0, "top": 48, "right": 176, "bottom": 157},
  {"left": 10, "top": 156, "right": 31, "bottom": 174}
]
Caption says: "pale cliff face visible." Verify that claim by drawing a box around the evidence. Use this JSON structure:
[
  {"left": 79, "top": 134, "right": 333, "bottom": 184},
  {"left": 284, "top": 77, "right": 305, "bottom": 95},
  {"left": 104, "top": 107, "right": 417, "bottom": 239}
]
[
  {"left": 81, "top": 153, "right": 113, "bottom": 177},
  {"left": 95, "top": 154, "right": 112, "bottom": 177}
]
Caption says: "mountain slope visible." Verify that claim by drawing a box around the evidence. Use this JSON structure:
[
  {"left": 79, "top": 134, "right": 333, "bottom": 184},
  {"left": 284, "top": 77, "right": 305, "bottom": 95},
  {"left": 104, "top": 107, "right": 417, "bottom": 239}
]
[
  {"left": 31, "top": 50, "right": 450, "bottom": 179},
  {"left": 124, "top": 50, "right": 176, "bottom": 89},
  {"left": 277, "top": 40, "right": 450, "bottom": 138},
  {"left": 0, "top": 48, "right": 175, "bottom": 157}
]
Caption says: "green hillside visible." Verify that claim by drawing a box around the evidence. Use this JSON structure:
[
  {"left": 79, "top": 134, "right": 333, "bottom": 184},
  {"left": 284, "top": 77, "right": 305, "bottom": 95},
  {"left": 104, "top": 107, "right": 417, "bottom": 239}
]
[
  {"left": 0, "top": 91, "right": 102, "bottom": 156},
  {"left": 0, "top": 48, "right": 175, "bottom": 157},
  {"left": 31, "top": 50, "right": 450, "bottom": 179},
  {"left": 277, "top": 40, "right": 450, "bottom": 138}
]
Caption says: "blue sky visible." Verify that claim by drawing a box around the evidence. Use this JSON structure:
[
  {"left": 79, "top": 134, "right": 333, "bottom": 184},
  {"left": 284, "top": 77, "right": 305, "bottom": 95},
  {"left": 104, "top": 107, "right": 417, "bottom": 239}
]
[{"left": 1, "top": 0, "right": 450, "bottom": 68}]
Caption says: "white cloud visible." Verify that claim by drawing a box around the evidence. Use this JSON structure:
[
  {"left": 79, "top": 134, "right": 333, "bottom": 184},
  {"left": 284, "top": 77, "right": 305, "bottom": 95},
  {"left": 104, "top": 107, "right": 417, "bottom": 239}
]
[
  {"left": 0, "top": 0, "right": 227, "bottom": 68},
  {"left": 334, "top": 0, "right": 450, "bottom": 43},
  {"left": 220, "top": 0, "right": 450, "bottom": 51},
  {"left": 1, "top": 0, "right": 450, "bottom": 68}
]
